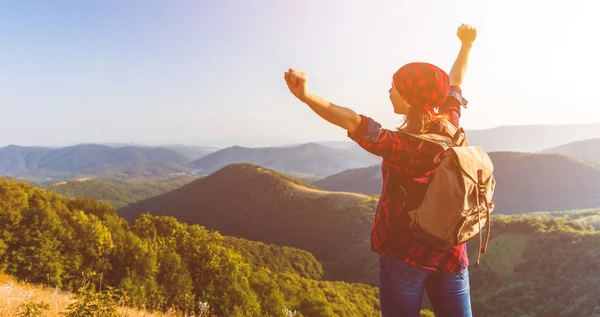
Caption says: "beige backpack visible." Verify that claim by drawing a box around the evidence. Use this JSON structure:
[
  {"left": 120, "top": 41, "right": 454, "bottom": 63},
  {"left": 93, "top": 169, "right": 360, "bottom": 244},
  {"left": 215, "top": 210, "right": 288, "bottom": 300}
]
[{"left": 401, "top": 120, "right": 496, "bottom": 267}]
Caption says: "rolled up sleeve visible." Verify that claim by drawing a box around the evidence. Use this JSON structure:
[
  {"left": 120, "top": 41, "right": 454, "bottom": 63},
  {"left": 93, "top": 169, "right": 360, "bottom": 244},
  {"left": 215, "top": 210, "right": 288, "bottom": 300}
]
[
  {"left": 347, "top": 115, "right": 406, "bottom": 158},
  {"left": 439, "top": 86, "right": 468, "bottom": 128}
]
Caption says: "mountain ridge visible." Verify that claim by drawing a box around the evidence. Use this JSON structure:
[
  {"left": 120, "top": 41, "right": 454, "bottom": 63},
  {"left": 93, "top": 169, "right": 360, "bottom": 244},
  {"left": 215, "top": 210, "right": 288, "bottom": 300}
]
[
  {"left": 0, "top": 144, "right": 197, "bottom": 182},
  {"left": 541, "top": 138, "right": 600, "bottom": 165},
  {"left": 188, "top": 142, "right": 381, "bottom": 177},
  {"left": 313, "top": 151, "right": 600, "bottom": 214}
]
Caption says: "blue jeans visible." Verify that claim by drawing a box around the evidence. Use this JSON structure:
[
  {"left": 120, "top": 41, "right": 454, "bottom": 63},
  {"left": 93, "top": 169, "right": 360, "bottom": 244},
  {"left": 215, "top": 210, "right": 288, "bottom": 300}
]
[{"left": 378, "top": 255, "right": 473, "bottom": 317}]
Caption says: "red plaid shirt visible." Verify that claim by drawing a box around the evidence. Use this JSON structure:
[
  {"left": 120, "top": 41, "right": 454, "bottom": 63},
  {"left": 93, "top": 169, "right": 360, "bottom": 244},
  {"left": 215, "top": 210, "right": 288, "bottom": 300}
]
[{"left": 347, "top": 86, "right": 469, "bottom": 272}]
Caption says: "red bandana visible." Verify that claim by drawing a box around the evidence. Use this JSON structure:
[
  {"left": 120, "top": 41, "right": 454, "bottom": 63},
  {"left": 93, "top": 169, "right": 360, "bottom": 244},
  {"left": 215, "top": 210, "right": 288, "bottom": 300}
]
[{"left": 392, "top": 62, "right": 450, "bottom": 115}]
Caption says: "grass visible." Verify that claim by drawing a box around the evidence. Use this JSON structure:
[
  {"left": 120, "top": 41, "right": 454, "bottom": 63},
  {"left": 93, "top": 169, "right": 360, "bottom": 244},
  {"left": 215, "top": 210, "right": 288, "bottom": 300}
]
[
  {"left": 506, "top": 208, "right": 600, "bottom": 230},
  {"left": 0, "top": 274, "right": 181, "bottom": 317}
]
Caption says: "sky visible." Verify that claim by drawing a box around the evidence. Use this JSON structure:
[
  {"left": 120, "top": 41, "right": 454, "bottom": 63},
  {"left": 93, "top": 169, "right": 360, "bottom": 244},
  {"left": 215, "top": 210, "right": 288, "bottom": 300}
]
[{"left": 0, "top": 0, "right": 599, "bottom": 148}]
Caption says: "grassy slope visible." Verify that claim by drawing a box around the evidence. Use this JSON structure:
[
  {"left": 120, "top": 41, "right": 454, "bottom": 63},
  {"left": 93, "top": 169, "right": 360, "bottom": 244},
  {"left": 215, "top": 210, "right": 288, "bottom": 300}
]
[{"left": 0, "top": 274, "right": 177, "bottom": 317}]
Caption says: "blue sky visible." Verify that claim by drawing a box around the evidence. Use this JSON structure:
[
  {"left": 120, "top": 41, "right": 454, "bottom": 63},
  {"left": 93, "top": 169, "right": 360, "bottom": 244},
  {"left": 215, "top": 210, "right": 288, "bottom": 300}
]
[{"left": 0, "top": 0, "right": 598, "bottom": 148}]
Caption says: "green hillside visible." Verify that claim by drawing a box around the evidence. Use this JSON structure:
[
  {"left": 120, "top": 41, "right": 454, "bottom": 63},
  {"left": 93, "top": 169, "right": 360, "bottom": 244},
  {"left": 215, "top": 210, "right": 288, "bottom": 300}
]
[
  {"left": 465, "top": 217, "right": 600, "bottom": 316},
  {"left": 48, "top": 176, "right": 198, "bottom": 208},
  {"left": 118, "top": 163, "right": 378, "bottom": 284},
  {"left": 0, "top": 177, "right": 386, "bottom": 317},
  {"left": 5, "top": 170, "right": 600, "bottom": 315}
]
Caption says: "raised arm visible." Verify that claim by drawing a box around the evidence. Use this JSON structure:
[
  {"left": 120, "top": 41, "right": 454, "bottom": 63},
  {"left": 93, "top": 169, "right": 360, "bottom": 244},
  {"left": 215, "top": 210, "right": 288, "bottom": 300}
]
[
  {"left": 449, "top": 24, "right": 477, "bottom": 87},
  {"left": 284, "top": 68, "right": 361, "bottom": 133}
]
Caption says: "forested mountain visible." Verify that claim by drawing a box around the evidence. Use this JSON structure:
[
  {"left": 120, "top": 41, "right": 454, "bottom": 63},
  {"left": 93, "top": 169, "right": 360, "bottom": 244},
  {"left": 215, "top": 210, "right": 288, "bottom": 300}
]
[
  {"left": 0, "top": 144, "right": 194, "bottom": 182},
  {"left": 119, "top": 163, "right": 378, "bottom": 284},
  {"left": 188, "top": 143, "right": 381, "bottom": 177}
]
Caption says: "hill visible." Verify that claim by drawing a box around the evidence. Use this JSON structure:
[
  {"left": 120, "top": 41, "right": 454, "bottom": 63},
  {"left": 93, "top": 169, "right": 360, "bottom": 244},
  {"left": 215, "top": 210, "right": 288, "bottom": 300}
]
[
  {"left": 49, "top": 176, "right": 198, "bottom": 209},
  {"left": 0, "top": 145, "right": 51, "bottom": 177},
  {"left": 541, "top": 138, "right": 600, "bottom": 164},
  {"left": 0, "top": 177, "right": 385, "bottom": 316},
  {"left": 0, "top": 144, "right": 195, "bottom": 182},
  {"left": 312, "top": 164, "right": 381, "bottom": 195},
  {"left": 188, "top": 142, "right": 381, "bottom": 177},
  {"left": 465, "top": 122, "right": 600, "bottom": 152},
  {"left": 114, "top": 163, "right": 600, "bottom": 316},
  {"left": 464, "top": 217, "right": 600, "bottom": 317},
  {"left": 160, "top": 145, "right": 219, "bottom": 161},
  {"left": 119, "top": 163, "right": 379, "bottom": 284},
  {"left": 99, "top": 143, "right": 218, "bottom": 160},
  {"left": 314, "top": 152, "right": 600, "bottom": 214}
]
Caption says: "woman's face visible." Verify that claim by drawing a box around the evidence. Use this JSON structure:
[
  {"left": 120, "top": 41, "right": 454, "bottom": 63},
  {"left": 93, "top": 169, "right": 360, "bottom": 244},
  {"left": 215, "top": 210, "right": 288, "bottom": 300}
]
[{"left": 389, "top": 83, "right": 411, "bottom": 115}]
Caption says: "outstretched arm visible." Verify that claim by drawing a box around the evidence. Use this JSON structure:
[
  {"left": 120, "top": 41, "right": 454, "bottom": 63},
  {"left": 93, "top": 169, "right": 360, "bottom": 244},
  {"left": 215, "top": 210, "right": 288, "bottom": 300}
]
[
  {"left": 284, "top": 68, "right": 361, "bottom": 133},
  {"left": 439, "top": 24, "right": 476, "bottom": 128},
  {"left": 449, "top": 24, "right": 477, "bottom": 87}
]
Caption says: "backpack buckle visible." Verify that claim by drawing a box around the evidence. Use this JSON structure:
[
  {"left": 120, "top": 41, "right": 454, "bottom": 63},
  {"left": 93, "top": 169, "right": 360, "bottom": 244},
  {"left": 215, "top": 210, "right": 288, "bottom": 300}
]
[{"left": 452, "top": 128, "right": 467, "bottom": 146}]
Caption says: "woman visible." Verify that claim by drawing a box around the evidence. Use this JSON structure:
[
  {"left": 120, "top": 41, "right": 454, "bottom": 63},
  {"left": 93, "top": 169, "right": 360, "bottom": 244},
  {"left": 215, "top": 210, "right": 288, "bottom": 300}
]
[{"left": 284, "top": 24, "right": 478, "bottom": 317}]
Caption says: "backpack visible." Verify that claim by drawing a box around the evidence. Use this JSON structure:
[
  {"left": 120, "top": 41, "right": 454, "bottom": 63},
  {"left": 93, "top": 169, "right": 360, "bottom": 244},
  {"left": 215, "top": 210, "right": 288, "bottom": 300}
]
[{"left": 400, "top": 120, "right": 496, "bottom": 267}]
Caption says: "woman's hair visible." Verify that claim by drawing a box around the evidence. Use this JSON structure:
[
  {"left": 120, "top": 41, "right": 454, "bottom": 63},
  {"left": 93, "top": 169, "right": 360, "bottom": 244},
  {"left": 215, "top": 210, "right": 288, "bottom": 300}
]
[{"left": 397, "top": 107, "right": 449, "bottom": 134}]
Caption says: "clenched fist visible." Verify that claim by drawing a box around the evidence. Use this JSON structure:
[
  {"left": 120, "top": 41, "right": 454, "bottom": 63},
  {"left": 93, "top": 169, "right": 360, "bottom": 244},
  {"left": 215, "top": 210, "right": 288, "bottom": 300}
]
[
  {"left": 284, "top": 68, "right": 310, "bottom": 102},
  {"left": 457, "top": 24, "right": 477, "bottom": 44}
]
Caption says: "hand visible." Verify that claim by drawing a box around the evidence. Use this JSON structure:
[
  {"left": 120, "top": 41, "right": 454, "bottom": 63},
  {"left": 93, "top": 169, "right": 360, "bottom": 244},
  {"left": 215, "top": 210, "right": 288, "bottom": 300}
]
[
  {"left": 457, "top": 24, "right": 476, "bottom": 44},
  {"left": 284, "top": 68, "right": 310, "bottom": 102}
]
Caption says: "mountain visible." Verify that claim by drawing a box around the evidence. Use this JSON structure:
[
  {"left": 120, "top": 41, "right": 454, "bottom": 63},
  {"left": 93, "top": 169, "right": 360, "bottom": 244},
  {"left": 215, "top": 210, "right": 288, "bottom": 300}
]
[
  {"left": 161, "top": 145, "right": 219, "bottom": 161},
  {"left": 0, "top": 144, "right": 195, "bottom": 182},
  {"left": 541, "top": 138, "right": 600, "bottom": 164},
  {"left": 313, "top": 152, "right": 600, "bottom": 214},
  {"left": 490, "top": 152, "right": 600, "bottom": 213},
  {"left": 277, "top": 141, "right": 359, "bottom": 150},
  {"left": 188, "top": 142, "right": 381, "bottom": 177},
  {"left": 38, "top": 144, "right": 192, "bottom": 170},
  {"left": 464, "top": 122, "right": 600, "bottom": 152},
  {"left": 119, "top": 163, "right": 379, "bottom": 284},
  {"left": 313, "top": 164, "right": 382, "bottom": 196},
  {"left": 0, "top": 145, "right": 52, "bottom": 177}
]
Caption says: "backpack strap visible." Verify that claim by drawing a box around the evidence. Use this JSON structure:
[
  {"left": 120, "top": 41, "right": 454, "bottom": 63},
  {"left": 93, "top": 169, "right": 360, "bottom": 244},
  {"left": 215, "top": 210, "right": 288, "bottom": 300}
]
[
  {"left": 440, "top": 120, "right": 468, "bottom": 147},
  {"left": 474, "top": 169, "right": 492, "bottom": 268},
  {"left": 399, "top": 120, "right": 468, "bottom": 150},
  {"left": 400, "top": 132, "right": 453, "bottom": 150}
]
